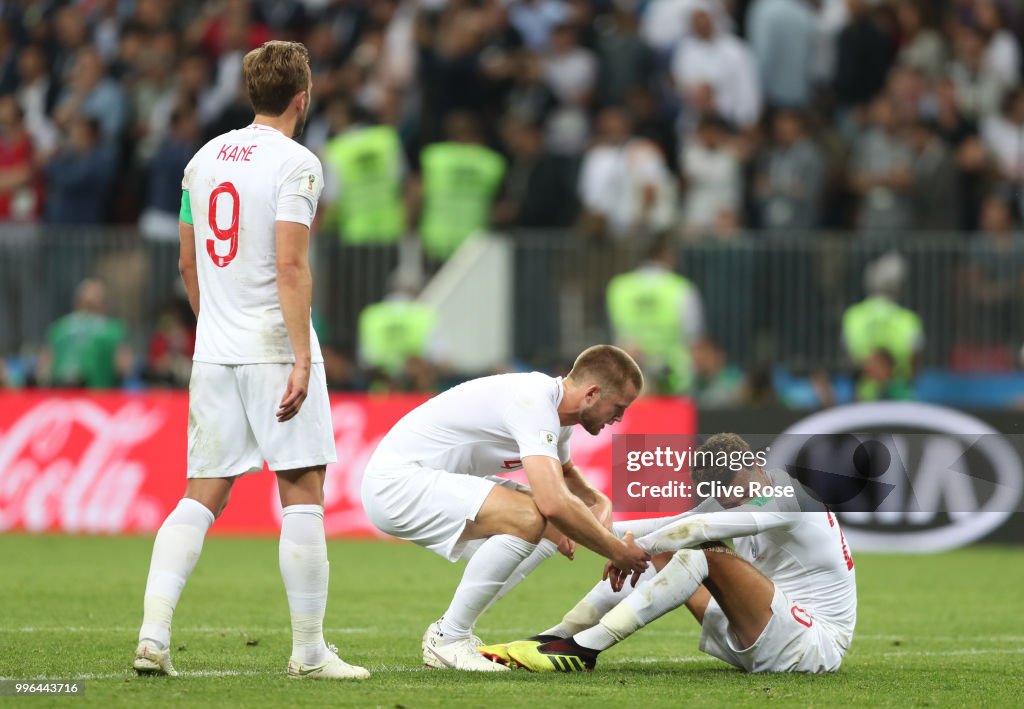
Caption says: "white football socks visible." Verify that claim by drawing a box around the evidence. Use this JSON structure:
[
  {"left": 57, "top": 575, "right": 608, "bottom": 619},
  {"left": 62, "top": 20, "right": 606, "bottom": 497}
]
[
  {"left": 482, "top": 538, "right": 557, "bottom": 613},
  {"left": 541, "top": 563, "right": 657, "bottom": 638},
  {"left": 280, "top": 504, "right": 331, "bottom": 666},
  {"left": 139, "top": 497, "right": 215, "bottom": 647},
  {"left": 574, "top": 548, "right": 709, "bottom": 651},
  {"left": 439, "top": 534, "right": 537, "bottom": 641}
]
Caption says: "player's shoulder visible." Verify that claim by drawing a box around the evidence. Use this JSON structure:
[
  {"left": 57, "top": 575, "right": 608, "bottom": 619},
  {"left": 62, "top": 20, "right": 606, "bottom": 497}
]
[{"left": 272, "top": 135, "right": 322, "bottom": 172}]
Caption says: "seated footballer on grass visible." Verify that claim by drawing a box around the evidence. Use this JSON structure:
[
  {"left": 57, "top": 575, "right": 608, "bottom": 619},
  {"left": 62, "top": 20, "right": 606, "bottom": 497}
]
[{"left": 480, "top": 433, "right": 857, "bottom": 674}]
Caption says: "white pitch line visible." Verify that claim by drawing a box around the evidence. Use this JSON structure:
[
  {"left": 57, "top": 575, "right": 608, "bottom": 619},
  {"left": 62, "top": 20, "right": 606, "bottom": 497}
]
[{"left": 881, "top": 648, "right": 1024, "bottom": 658}]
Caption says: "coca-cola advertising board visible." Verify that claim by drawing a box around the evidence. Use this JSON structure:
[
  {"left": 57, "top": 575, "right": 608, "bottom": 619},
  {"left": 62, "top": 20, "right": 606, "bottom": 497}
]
[{"left": 0, "top": 392, "right": 694, "bottom": 536}]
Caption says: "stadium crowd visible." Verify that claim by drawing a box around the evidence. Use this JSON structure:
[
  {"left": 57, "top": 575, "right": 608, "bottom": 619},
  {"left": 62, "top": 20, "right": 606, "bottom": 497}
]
[{"left": 1, "top": 0, "right": 1024, "bottom": 405}]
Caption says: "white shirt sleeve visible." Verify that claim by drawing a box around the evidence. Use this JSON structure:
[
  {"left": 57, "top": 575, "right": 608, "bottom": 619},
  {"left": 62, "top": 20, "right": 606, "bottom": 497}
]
[
  {"left": 503, "top": 397, "right": 562, "bottom": 461},
  {"left": 637, "top": 510, "right": 796, "bottom": 555},
  {"left": 181, "top": 154, "right": 197, "bottom": 191},
  {"left": 557, "top": 427, "right": 573, "bottom": 465},
  {"left": 277, "top": 154, "right": 325, "bottom": 227}
]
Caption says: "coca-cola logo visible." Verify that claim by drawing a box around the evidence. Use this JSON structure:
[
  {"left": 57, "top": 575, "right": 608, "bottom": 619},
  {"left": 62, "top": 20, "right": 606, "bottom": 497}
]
[{"left": 0, "top": 398, "right": 166, "bottom": 533}]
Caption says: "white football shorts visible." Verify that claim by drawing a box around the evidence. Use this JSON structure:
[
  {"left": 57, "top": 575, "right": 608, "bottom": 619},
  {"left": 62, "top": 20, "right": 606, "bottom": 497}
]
[
  {"left": 699, "top": 585, "right": 846, "bottom": 673},
  {"left": 186, "top": 362, "right": 337, "bottom": 478},
  {"left": 360, "top": 450, "right": 525, "bottom": 562}
]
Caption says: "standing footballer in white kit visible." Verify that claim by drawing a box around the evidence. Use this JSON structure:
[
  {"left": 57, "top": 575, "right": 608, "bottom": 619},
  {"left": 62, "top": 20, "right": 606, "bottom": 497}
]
[
  {"left": 361, "top": 345, "right": 651, "bottom": 671},
  {"left": 132, "top": 41, "right": 369, "bottom": 681}
]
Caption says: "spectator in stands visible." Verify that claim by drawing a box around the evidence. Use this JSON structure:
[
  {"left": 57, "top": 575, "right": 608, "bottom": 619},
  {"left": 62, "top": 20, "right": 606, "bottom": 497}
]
[
  {"left": 981, "top": 89, "right": 1024, "bottom": 198},
  {"left": 855, "top": 347, "right": 913, "bottom": 400},
  {"left": 842, "top": 252, "right": 924, "bottom": 389},
  {"left": 849, "top": 97, "right": 913, "bottom": 235},
  {"left": 680, "top": 113, "right": 742, "bottom": 237},
  {"left": 594, "top": 4, "right": 652, "bottom": 107},
  {"left": 144, "top": 298, "right": 195, "bottom": 388},
  {"left": 0, "top": 95, "right": 40, "bottom": 223},
  {"left": 505, "top": 50, "right": 558, "bottom": 129},
  {"left": 640, "top": 0, "right": 733, "bottom": 56},
  {"left": 894, "top": 0, "right": 945, "bottom": 79},
  {"left": 755, "top": 110, "right": 824, "bottom": 232},
  {"left": 960, "top": 191, "right": 1024, "bottom": 354},
  {"left": 43, "top": 116, "right": 116, "bottom": 225},
  {"left": 15, "top": 43, "right": 59, "bottom": 155},
  {"left": 542, "top": 23, "right": 596, "bottom": 108},
  {"left": 36, "top": 278, "right": 133, "bottom": 389},
  {"left": 692, "top": 337, "right": 745, "bottom": 408},
  {"left": 50, "top": 5, "right": 91, "bottom": 85},
  {"left": 509, "top": 0, "right": 568, "bottom": 51},
  {"left": 578, "top": 105, "right": 675, "bottom": 241},
  {"left": 606, "top": 237, "right": 705, "bottom": 395},
  {"left": 140, "top": 103, "right": 202, "bottom": 242},
  {"left": 948, "top": 22, "right": 1007, "bottom": 120},
  {"left": 975, "top": 0, "right": 1021, "bottom": 88},
  {"left": 671, "top": 7, "right": 762, "bottom": 130},
  {"left": 53, "top": 47, "right": 127, "bottom": 142},
  {"left": 0, "top": 95, "right": 41, "bottom": 356},
  {"left": 746, "top": 0, "right": 816, "bottom": 110},
  {"left": 833, "top": 0, "right": 893, "bottom": 123},
  {"left": 907, "top": 119, "right": 958, "bottom": 231},
  {"left": 495, "top": 115, "right": 578, "bottom": 228}
]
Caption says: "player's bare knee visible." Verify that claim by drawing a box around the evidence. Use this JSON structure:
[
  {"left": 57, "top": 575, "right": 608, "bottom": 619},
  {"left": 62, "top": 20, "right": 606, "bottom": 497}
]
[{"left": 508, "top": 504, "right": 545, "bottom": 544}]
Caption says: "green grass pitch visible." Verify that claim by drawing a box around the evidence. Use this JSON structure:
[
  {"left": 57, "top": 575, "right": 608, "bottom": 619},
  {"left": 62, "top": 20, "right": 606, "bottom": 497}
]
[{"left": 1, "top": 535, "right": 1022, "bottom": 707}]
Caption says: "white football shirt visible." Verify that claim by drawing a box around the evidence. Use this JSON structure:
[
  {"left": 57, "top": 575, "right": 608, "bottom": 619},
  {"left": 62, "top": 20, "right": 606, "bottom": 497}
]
[
  {"left": 637, "top": 471, "right": 857, "bottom": 649},
  {"left": 183, "top": 123, "right": 325, "bottom": 365},
  {"left": 369, "top": 372, "right": 574, "bottom": 477}
]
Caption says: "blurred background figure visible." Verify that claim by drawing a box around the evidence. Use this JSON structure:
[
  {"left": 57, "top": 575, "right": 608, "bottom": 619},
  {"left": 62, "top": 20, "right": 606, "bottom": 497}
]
[
  {"left": 143, "top": 297, "right": 195, "bottom": 388},
  {"left": 417, "top": 111, "right": 505, "bottom": 261},
  {"left": 754, "top": 109, "right": 824, "bottom": 232},
  {"left": 35, "top": 278, "right": 133, "bottom": 389},
  {"left": 606, "top": 237, "right": 705, "bottom": 395},
  {"left": 841, "top": 252, "right": 923, "bottom": 395},
  {"left": 578, "top": 106, "right": 675, "bottom": 242},
  {"left": 359, "top": 269, "right": 441, "bottom": 393}
]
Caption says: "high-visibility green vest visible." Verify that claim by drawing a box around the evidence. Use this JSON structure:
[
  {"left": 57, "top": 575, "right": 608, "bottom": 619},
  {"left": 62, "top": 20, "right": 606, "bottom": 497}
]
[
  {"left": 607, "top": 270, "right": 695, "bottom": 394},
  {"left": 323, "top": 126, "right": 405, "bottom": 244},
  {"left": 419, "top": 142, "right": 505, "bottom": 260},
  {"left": 358, "top": 300, "right": 436, "bottom": 376},
  {"left": 842, "top": 296, "right": 922, "bottom": 379}
]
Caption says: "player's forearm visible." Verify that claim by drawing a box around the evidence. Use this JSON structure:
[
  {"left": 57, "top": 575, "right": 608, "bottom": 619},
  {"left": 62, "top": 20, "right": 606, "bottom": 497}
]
[
  {"left": 277, "top": 263, "right": 313, "bottom": 365},
  {"left": 636, "top": 512, "right": 789, "bottom": 555},
  {"left": 178, "top": 261, "right": 200, "bottom": 317},
  {"left": 543, "top": 494, "right": 626, "bottom": 560}
]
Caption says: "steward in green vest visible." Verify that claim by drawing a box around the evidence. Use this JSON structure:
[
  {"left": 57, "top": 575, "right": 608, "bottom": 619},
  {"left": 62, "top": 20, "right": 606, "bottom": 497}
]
[
  {"left": 606, "top": 241, "right": 701, "bottom": 395},
  {"left": 418, "top": 113, "right": 505, "bottom": 260},
  {"left": 842, "top": 253, "right": 922, "bottom": 380},
  {"left": 842, "top": 296, "right": 922, "bottom": 380},
  {"left": 359, "top": 298, "right": 436, "bottom": 379},
  {"left": 322, "top": 124, "right": 405, "bottom": 244}
]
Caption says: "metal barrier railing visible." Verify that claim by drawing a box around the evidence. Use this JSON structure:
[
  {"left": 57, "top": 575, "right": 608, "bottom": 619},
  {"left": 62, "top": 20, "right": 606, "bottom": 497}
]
[
  {"left": 2, "top": 226, "right": 1020, "bottom": 372},
  {"left": 508, "top": 230, "right": 1020, "bottom": 371}
]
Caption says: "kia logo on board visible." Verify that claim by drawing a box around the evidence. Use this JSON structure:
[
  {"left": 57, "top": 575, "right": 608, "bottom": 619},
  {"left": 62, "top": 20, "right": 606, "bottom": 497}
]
[{"left": 768, "top": 402, "right": 1024, "bottom": 552}]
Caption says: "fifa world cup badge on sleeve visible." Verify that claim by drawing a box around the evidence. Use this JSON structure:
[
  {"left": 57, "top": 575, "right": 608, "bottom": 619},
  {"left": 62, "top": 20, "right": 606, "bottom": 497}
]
[{"left": 300, "top": 172, "right": 317, "bottom": 196}]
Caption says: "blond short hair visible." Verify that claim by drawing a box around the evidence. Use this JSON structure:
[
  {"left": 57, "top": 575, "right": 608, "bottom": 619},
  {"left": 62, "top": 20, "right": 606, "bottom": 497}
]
[
  {"left": 567, "top": 345, "right": 644, "bottom": 394},
  {"left": 243, "top": 40, "right": 310, "bottom": 117}
]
